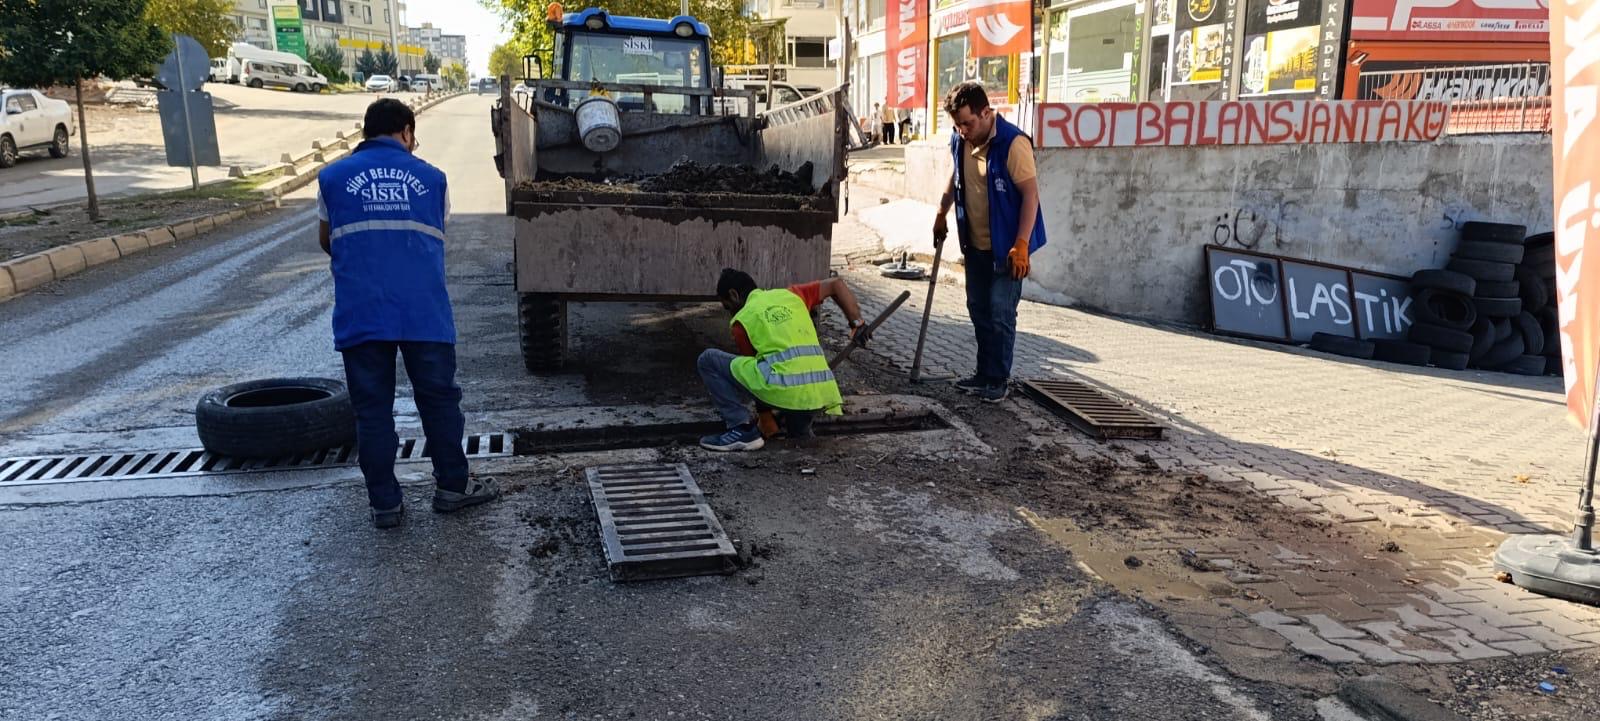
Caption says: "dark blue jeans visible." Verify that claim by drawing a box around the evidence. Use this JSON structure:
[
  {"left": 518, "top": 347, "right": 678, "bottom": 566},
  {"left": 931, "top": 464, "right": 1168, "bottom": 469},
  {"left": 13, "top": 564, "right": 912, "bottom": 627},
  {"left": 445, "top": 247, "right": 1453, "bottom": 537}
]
[
  {"left": 964, "top": 249, "right": 1025, "bottom": 383},
  {"left": 341, "top": 341, "right": 469, "bottom": 509}
]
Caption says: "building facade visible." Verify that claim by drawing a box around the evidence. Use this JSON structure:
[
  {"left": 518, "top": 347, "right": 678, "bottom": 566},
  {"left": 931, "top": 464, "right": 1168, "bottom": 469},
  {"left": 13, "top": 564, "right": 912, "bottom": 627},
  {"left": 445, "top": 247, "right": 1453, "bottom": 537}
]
[
  {"left": 850, "top": 0, "right": 1550, "bottom": 140},
  {"left": 742, "top": 0, "right": 842, "bottom": 90},
  {"left": 407, "top": 22, "right": 468, "bottom": 70},
  {"left": 230, "top": 0, "right": 430, "bottom": 76}
]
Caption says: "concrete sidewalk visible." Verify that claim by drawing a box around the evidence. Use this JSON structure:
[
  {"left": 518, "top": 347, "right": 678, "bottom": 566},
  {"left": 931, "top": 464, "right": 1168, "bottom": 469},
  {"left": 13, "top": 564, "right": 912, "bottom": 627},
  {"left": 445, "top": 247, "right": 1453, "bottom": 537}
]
[{"left": 835, "top": 206, "right": 1600, "bottom": 667}]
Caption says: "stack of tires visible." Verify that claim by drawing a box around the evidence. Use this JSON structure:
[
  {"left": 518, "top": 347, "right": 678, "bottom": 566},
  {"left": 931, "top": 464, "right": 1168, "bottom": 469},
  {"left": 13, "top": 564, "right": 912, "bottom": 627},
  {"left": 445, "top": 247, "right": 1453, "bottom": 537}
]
[
  {"left": 1406, "top": 221, "right": 1547, "bottom": 375},
  {"left": 1520, "top": 231, "right": 1563, "bottom": 377}
]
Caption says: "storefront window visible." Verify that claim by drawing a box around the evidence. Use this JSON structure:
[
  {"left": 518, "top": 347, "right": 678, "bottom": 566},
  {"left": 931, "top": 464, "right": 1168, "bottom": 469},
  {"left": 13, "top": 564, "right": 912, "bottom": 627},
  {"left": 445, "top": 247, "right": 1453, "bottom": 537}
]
[
  {"left": 1063, "top": 1, "right": 1137, "bottom": 101},
  {"left": 934, "top": 34, "right": 967, "bottom": 131},
  {"left": 1046, "top": 10, "right": 1069, "bottom": 101},
  {"left": 979, "top": 56, "right": 1009, "bottom": 97},
  {"left": 866, "top": 0, "right": 886, "bottom": 32}
]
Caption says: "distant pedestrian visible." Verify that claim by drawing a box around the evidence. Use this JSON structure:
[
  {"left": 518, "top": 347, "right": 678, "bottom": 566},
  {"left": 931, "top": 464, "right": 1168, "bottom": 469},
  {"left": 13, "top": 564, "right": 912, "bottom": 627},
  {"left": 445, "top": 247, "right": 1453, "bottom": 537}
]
[
  {"left": 880, "top": 101, "right": 898, "bottom": 144},
  {"left": 317, "top": 98, "right": 498, "bottom": 528},
  {"left": 932, "top": 81, "right": 1047, "bottom": 402}
]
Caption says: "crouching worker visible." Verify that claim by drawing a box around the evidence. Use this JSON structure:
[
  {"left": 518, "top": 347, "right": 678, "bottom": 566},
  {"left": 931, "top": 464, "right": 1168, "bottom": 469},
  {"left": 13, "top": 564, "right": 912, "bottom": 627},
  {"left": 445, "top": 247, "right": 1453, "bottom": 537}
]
[{"left": 697, "top": 268, "right": 870, "bottom": 452}]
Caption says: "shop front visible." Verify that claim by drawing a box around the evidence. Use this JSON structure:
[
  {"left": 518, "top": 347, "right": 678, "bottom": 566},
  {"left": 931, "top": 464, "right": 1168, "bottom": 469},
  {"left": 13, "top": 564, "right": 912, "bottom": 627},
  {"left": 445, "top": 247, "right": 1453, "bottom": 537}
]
[
  {"left": 1042, "top": 0, "right": 1143, "bottom": 103},
  {"left": 929, "top": 2, "right": 1018, "bottom": 133},
  {"left": 1139, "top": 0, "right": 1345, "bottom": 101},
  {"left": 1339, "top": 0, "right": 1549, "bottom": 100}
]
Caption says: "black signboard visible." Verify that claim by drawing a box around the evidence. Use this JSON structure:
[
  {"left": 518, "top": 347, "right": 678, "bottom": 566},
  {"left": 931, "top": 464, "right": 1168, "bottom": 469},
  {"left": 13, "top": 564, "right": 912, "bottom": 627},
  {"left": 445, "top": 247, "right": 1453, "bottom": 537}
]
[{"left": 1205, "top": 246, "right": 1415, "bottom": 344}]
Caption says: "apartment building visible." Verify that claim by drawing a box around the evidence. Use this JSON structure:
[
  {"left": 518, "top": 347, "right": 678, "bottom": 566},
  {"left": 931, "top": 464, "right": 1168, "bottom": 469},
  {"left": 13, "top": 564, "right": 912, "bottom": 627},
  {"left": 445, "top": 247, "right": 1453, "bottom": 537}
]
[
  {"left": 742, "top": 0, "right": 841, "bottom": 90},
  {"left": 406, "top": 23, "right": 468, "bottom": 70},
  {"left": 230, "top": 0, "right": 427, "bottom": 76}
]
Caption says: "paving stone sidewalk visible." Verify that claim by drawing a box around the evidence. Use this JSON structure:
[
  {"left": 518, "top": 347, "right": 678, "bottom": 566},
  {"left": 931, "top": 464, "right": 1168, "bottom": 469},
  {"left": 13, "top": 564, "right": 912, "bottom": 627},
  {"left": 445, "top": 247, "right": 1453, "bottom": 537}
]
[{"left": 830, "top": 215, "right": 1600, "bottom": 665}]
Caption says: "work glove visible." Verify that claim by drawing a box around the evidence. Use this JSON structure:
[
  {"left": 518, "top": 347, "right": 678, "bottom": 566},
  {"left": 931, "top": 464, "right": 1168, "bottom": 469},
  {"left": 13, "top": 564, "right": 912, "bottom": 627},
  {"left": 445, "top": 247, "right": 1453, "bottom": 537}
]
[
  {"left": 850, "top": 322, "right": 873, "bottom": 348},
  {"left": 1008, "top": 244, "right": 1031, "bottom": 280}
]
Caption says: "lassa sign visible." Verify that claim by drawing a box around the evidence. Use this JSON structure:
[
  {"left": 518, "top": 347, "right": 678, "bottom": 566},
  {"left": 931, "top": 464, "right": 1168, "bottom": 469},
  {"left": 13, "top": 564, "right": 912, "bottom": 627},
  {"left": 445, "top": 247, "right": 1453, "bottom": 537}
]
[{"left": 1349, "top": 0, "right": 1550, "bottom": 42}]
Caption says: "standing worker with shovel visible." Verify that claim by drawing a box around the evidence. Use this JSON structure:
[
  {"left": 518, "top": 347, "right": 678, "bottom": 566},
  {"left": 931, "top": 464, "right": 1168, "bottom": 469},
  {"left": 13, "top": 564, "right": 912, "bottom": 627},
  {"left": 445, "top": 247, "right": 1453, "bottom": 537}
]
[
  {"left": 932, "top": 81, "right": 1048, "bottom": 402},
  {"left": 696, "top": 268, "right": 871, "bottom": 452}
]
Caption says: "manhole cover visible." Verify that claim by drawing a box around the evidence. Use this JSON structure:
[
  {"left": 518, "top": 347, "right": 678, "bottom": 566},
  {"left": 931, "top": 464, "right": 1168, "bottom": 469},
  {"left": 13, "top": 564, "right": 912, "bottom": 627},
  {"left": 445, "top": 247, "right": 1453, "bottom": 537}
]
[
  {"left": 585, "top": 463, "right": 737, "bottom": 582},
  {"left": 1019, "top": 378, "right": 1164, "bottom": 440},
  {"left": 0, "top": 432, "right": 511, "bottom": 486}
]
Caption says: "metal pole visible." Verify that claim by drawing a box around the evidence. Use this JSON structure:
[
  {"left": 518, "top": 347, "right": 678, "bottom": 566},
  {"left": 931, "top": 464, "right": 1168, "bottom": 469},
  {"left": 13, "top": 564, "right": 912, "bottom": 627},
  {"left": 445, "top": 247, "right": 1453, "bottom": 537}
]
[
  {"left": 1574, "top": 343, "right": 1600, "bottom": 552},
  {"left": 173, "top": 35, "right": 200, "bottom": 191},
  {"left": 909, "top": 236, "right": 946, "bottom": 382}
]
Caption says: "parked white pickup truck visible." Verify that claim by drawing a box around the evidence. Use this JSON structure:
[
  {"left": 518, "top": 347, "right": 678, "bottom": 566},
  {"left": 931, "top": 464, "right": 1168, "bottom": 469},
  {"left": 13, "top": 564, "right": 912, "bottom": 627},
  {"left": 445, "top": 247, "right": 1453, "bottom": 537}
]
[{"left": 0, "top": 89, "right": 74, "bottom": 168}]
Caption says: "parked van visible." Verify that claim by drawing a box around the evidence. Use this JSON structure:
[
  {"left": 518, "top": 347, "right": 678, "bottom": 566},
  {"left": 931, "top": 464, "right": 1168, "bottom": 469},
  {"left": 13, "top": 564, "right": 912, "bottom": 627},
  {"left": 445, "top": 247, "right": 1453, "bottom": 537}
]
[
  {"left": 209, "top": 57, "right": 241, "bottom": 83},
  {"left": 231, "top": 42, "right": 327, "bottom": 92},
  {"left": 410, "top": 74, "right": 442, "bottom": 92}
]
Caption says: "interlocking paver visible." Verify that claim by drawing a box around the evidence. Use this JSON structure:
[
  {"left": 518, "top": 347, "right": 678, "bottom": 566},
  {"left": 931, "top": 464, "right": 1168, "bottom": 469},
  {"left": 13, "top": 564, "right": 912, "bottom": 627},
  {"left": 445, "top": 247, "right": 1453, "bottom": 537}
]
[{"left": 837, "top": 212, "right": 1597, "bottom": 665}]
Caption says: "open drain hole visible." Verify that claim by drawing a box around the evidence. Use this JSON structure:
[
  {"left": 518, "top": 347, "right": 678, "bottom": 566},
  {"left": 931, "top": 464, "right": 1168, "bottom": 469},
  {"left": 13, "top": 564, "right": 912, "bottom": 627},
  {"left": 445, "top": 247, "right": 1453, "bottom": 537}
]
[{"left": 513, "top": 410, "right": 951, "bottom": 455}]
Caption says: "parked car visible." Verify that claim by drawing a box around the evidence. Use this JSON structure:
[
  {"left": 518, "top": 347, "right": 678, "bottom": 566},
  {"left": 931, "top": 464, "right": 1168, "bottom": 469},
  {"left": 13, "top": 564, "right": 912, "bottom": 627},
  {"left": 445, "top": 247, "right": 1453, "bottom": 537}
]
[
  {"left": 0, "top": 89, "right": 75, "bottom": 168},
  {"left": 241, "top": 59, "right": 326, "bottom": 92},
  {"left": 365, "top": 74, "right": 399, "bottom": 92},
  {"left": 477, "top": 77, "right": 500, "bottom": 94},
  {"left": 409, "top": 77, "right": 434, "bottom": 92},
  {"left": 210, "top": 57, "right": 241, "bottom": 83}
]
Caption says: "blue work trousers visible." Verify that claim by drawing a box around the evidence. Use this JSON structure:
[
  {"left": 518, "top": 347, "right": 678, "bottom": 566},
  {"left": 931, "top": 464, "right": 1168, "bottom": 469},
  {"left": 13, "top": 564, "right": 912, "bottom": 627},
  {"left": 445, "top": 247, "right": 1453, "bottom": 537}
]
[{"left": 341, "top": 341, "right": 470, "bottom": 509}]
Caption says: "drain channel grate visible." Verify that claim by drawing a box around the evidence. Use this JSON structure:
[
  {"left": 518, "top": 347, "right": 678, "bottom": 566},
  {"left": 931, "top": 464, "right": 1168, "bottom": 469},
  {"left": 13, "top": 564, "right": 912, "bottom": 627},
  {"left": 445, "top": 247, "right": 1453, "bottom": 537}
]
[
  {"left": 1019, "top": 378, "right": 1164, "bottom": 440},
  {"left": 585, "top": 463, "right": 737, "bottom": 582},
  {"left": 0, "top": 432, "right": 510, "bottom": 486}
]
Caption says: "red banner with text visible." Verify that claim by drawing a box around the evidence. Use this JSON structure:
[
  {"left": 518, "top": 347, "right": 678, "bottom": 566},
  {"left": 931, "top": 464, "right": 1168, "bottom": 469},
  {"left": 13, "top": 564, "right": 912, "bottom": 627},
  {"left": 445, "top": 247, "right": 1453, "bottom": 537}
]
[
  {"left": 968, "top": 0, "right": 1032, "bottom": 57},
  {"left": 1551, "top": 0, "right": 1600, "bottom": 428},
  {"left": 1035, "top": 100, "right": 1451, "bottom": 148},
  {"left": 886, "top": 0, "right": 928, "bottom": 109}
]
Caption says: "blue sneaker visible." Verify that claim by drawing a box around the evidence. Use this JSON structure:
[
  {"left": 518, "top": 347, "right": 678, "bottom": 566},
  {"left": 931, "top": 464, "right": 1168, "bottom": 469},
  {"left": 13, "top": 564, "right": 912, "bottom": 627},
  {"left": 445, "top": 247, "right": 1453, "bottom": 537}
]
[
  {"left": 700, "top": 422, "right": 766, "bottom": 452},
  {"left": 953, "top": 375, "right": 988, "bottom": 394},
  {"left": 978, "top": 381, "right": 1011, "bottom": 403}
]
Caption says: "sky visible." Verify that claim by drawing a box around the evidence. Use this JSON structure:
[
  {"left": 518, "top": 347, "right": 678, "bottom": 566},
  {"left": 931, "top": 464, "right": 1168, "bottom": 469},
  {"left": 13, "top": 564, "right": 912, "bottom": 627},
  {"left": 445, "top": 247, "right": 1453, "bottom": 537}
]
[{"left": 402, "top": 0, "right": 510, "bottom": 76}]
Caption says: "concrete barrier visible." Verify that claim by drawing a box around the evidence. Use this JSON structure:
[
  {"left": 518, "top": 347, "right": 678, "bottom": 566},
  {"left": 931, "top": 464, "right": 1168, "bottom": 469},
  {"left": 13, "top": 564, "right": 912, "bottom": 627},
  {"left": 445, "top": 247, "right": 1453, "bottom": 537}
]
[
  {"left": 43, "top": 245, "right": 86, "bottom": 277},
  {"left": 4, "top": 254, "right": 54, "bottom": 293}
]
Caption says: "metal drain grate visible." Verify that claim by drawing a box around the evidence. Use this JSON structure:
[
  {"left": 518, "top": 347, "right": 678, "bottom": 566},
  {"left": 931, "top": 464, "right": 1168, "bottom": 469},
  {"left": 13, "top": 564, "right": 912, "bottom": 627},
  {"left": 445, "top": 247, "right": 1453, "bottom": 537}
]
[
  {"left": 585, "top": 463, "right": 737, "bottom": 582},
  {"left": 0, "top": 432, "right": 511, "bottom": 487},
  {"left": 1019, "top": 378, "right": 1164, "bottom": 440}
]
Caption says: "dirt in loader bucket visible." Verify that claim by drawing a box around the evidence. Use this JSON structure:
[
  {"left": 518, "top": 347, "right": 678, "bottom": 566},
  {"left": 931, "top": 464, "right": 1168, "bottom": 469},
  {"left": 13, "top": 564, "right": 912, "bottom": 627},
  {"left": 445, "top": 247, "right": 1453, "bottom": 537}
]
[{"left": 519, "top": 158, "right": 821, "bottom": 201}]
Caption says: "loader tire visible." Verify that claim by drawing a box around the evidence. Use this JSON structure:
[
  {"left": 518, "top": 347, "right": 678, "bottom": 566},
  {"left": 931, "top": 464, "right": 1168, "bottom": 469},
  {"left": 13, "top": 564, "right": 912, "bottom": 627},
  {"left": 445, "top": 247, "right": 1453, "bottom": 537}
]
[{"left": 519, "top": 293, "right": 567, "bottom": 374}]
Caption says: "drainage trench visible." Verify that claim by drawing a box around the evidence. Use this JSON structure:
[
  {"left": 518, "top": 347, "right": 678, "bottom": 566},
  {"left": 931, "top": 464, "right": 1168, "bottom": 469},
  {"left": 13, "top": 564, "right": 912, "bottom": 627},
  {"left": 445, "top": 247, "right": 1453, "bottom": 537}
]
[{"left": 513, "top": 410, "right": 950, "bottom": 455}]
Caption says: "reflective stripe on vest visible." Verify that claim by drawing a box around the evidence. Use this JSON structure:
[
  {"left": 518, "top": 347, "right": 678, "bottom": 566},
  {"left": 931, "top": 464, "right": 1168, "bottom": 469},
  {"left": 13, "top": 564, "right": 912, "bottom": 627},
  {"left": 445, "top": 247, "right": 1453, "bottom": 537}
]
[
  {"left": 729, "top": 289, "right": 844, "bottom": 414},
  {"left": 328, "top": 219, "right": 446, "bottom": 242},
  {"left": 756, "top": 345, "right": 835, "bottom": 387}
]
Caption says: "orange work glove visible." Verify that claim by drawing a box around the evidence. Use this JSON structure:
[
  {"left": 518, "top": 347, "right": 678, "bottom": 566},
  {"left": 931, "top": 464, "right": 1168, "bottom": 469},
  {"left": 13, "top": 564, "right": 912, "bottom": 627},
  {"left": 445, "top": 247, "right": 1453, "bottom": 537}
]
[{"left": 1007, "top": 243, "right": 1031, "bottom": 280}]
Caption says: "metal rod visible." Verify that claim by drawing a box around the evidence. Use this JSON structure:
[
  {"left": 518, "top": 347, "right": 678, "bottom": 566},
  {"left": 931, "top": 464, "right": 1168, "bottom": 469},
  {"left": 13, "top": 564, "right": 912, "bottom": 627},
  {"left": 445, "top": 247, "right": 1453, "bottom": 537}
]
[
  {"left": 172, "top": 35, "right": 200, "bottom": 191},
  {"left": 829, "top": 290, "right": 910, "bottom": 369},
  {"left": 909, "top": 237, "right": 946, "bottom": 382},
  {"left": 1574, "top": 341, "right": 1600, "bottom": 552}
]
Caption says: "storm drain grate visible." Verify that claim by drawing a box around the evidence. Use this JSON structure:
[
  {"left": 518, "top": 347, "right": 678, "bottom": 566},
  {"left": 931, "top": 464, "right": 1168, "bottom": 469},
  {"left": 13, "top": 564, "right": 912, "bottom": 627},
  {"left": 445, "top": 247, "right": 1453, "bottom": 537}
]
[
  {"left": 1019, "top": 378, "right": 1164, "bottom": 441},
  {"left": 0, "top": 432, "right": 511, "bottom": 487},
  {"left": 585, "top": 463, "right": 737, "bottom": 582}
]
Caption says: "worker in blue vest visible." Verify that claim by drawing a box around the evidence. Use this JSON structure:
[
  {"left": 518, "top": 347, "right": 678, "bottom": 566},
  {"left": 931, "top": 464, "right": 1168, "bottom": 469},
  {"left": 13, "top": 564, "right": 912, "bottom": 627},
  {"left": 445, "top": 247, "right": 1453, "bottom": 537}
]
[
  {"left": 317, "top": 98, "right": 498, "bottom": 528},
  {"left": 932, "top": 81, "right": 1047, "bottom": 403}
]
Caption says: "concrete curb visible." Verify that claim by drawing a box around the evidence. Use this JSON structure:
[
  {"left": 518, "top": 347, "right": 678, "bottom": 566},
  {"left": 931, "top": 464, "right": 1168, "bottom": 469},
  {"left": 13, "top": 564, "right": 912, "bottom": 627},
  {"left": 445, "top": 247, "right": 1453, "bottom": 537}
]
[
  {"left": 0, "top": 88, "right": 472, "bottom": 302},
  {"left": 0, "top": 199, "right": 278, "bottom": 302}
]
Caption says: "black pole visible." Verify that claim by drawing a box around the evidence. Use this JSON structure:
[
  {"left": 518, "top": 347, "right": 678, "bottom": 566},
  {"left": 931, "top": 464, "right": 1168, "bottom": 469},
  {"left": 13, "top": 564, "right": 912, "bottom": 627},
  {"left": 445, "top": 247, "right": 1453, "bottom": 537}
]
[{"left": 1574, "top": 349, "right": 1600, "bottom": 551}]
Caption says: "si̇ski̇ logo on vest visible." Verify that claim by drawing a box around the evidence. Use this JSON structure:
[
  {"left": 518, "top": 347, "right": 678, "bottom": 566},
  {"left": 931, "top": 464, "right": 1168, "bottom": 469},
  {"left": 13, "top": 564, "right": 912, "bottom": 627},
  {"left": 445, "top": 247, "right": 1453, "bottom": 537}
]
[{"left": 343, "top": 166, "right": 431, "bottom": 213}]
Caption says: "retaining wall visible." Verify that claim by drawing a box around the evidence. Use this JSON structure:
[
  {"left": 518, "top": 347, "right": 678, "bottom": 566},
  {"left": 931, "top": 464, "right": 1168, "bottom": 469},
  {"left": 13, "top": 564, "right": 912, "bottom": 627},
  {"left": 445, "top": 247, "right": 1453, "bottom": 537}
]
[{"left": 900, "top": 134, "right": 1553, "bottom": 324}]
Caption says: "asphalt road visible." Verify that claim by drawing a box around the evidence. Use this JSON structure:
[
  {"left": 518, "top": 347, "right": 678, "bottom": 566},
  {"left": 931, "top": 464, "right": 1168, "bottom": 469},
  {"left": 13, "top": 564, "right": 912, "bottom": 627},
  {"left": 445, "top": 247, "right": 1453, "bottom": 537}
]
[
  {"left": 0, "top": 95, "right": 1338, "bottom": 721},
  {"left": 0, "top": 84, "right": 413, "bottom": 212}
]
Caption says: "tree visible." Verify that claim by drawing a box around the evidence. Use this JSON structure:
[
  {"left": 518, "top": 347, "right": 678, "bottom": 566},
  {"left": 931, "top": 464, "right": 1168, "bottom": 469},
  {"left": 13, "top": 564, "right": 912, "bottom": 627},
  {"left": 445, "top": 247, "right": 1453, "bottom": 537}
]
[
  {"left": 308, "top": 41, "right": 348, "bottom": 84},
  {"left": 481, "top": 0, "right": 755, "bottom": 67},
  {"left": 143, "top": 0, "right": 237, "bottom": 57},
  {"left": 374, "top": 44, "right": 399, "bottom": 76},
  {"left": 0, "top": 0, "right": 169, "bottom": 221},
  {"left": 423, "top": 51, "right": 441, "bottom": 75},
  {"left": 443, "top": 62, "right": 468, "bottom": 89},
  {"left": 487, "top": 41, "right": 524, "bottom": 82},
  {"left": 356, "top": 48, "right": 379, "bottom": 78}
]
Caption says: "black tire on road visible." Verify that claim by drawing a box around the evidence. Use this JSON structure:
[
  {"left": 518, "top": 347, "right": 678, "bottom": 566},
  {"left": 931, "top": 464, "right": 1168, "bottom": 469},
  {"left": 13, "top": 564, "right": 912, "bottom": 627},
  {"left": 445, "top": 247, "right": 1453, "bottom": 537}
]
[
  {"left": 1473, "top": 295, "right": 1523, "bottom": 319},
  {"left": 1468, "top": 317, "right": 1496, "bottom": 362},
  {"left": 1473, "top": 279, "right": 1519, "bottom": 298},
  {"left": 1411, "top": 269, "right": 1476, "bottom": 296},
  {"left": 249, "top": 78, "right": 264, "bottom": 88},
  {"left": 1514, "top": 311, "right": 1545, "bottom": 356},
  {"left": 1447, "top": 258, "right": 1516, "bottom": 282},
  {"left": 0, "top": 135, "right": 15, "bottom": 168},
  {"left": 1461, "top": 221, "right": 1528, "bottom": 244},
  {"left": 1478, "top": 334, "right": 1526, "bottom": 369},
  {"left": 1455, "top": 240, "right": 1525, "bottom": 264},
  {"left": 1412, "top": 288, "right": 1477, "bottom": 330},
  {"left": 1432, "top": 350, "right": 1471, "bottom": 371},
  {"left": 519, "top": 293, "right": 567, "bottom": 373},
  {"left": 1515, "top": 268, "right": 1548, "bottom": 313},
  {"left": 1373, "top": 339, "right": 1432, "bottom": 366},
  {"left": 1498, "top": 354, "right": 1548, "bottom": 376},
  {"left": 294, "top": 83, "right": 308, "bottom": 92},
  {"left": 195, "top": 377, "right": 356, "bottom": 459},
  {"left": 1409, "top": 322, "right": 1475, "bottom": 353},
  {"left": 49, "top": 126, "right": 69, "bottom": 158},
  {"left": 1310, "top": 332, "right": 1376, "bottom": 360}
]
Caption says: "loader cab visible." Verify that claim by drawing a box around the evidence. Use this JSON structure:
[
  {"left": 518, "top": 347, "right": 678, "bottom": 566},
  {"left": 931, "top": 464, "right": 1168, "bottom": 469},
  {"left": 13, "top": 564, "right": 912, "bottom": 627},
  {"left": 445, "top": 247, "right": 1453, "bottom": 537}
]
[{"left": 544, "top": 7, "right": 713, "bottom": 114}]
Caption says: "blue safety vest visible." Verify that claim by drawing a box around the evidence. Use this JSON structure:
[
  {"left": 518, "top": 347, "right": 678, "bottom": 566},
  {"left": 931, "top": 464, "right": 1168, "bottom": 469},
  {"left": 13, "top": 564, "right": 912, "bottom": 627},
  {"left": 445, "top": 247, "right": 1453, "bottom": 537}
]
[
  {"left": 950, "top": 114, "right": 1048, "bottom": 272},
  {"left": 317, "top": 136, "right": 454, "bottom": 351}
]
